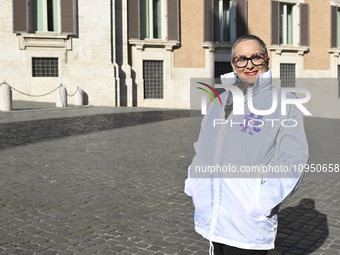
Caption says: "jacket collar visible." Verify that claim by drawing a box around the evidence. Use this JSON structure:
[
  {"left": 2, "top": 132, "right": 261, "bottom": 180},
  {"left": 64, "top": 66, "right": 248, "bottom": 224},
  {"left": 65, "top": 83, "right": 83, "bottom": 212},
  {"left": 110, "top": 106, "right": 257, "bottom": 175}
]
[
  {"left": 220, "top": 68, "right": 272, "bottom": 96},
  {"left": 251, "top": 68, "right": 272, "bottom": 95}
]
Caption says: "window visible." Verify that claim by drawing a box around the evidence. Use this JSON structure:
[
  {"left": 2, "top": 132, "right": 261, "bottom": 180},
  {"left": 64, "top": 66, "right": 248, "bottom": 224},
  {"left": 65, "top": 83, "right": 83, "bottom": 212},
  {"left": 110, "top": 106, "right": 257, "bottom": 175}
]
[
  {"left": 128, "top": 0, "right": 179, "bottom": 41},
  {"left": 32, "top": 58, "right": 59, "bottom": 77},
  {"left": 30, "top": 0, "right": 60, "bottom": 32},
  {"left": 203, "top": 0, "right": 247, "bottom": 43},
  {"left": 271, "top": 1, "right": 309, "bottom": 47},
  {"left": 280, "top": 63, "right": 295, "bottom": 88},
  {"left": 214, "top": 62, "right": 233, "bottom": 78},
  {"left": 13, "top": 0, "right": 77, "bottom": 35},
  {"left": 331, "top": 6, "right": 340, "bottom": 48},
  {"left": 140, "top": 0, "right": 163, "bottom": 39},
  {"left": 280, "top": 3, "right": 293, "bottom": 45},
  {"left": 214, "top": 0, "right": 232, "bottom": 42},
  {"left": 143, "top": 61, "right": 163, "bottom": 99}
]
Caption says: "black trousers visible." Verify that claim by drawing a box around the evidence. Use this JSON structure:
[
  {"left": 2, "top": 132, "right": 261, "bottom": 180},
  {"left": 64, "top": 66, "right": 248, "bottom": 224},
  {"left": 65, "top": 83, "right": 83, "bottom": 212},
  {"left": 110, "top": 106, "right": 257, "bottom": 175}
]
[{"left": 213, "top": 242, "right": 268, "bottom": 255}]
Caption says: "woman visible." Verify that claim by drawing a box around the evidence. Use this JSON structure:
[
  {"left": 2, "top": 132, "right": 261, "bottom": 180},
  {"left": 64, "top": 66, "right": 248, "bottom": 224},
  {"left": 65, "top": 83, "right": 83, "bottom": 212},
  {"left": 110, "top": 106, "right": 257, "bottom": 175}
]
[{"left": 185, "top": 35, "right": 308, "bottom": 255}]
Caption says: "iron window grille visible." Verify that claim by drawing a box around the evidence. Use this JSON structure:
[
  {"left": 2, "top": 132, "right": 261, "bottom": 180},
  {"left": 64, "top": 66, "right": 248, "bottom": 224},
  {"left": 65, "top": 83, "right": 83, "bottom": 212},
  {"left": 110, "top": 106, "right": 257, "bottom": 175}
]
[
  {"left": 143, "top": 60, "right": 163, "bottom": 99},
  {"left": 215, "top": 61, "right": 233, "bottom": 78},
  {"left": 32, "top": 58, "right": 59, "bottom": 77},
  {"left": 280, "top": 63, "right": 295, "bottom": 88}
]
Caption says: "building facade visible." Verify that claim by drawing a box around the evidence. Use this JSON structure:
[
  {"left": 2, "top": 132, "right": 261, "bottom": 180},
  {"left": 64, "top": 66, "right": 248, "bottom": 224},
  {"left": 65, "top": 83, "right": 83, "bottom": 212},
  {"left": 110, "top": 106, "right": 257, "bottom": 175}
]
[{"left": 1, "top": 0, "right": 340, "bottom": 118}]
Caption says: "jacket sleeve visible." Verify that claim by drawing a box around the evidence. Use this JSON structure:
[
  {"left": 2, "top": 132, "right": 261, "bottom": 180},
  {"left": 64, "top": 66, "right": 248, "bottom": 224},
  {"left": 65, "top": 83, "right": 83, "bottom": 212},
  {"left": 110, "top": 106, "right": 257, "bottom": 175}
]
[
  {"left": 259, "top": 101, "right": 309, "bottom": 217},
  {"left": 184, "top": 98, "right": 218, "bottom": 197}
]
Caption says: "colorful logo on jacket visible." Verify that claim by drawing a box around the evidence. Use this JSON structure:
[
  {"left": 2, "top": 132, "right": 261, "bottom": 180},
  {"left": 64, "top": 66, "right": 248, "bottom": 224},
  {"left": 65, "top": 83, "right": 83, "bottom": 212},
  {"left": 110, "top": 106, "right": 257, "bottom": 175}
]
[
  {"left": 240, "top": 113, "right": 264, "bottom": 135},
  {"left": 196, "top": 82, "right": 222, "bottom": 106}
]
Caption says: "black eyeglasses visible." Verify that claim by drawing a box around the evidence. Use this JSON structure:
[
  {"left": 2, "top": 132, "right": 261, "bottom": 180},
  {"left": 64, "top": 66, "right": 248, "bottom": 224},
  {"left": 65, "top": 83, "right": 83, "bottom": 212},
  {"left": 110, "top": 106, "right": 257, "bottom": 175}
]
[{"left": 232, "top": 53, "right": 267, "bottom": 68}]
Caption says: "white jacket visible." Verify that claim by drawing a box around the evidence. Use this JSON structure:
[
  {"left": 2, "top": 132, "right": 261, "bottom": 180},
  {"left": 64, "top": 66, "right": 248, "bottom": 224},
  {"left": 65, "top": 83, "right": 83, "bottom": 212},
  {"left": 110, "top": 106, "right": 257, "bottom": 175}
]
[{"left": 184, "top": 69, "right": 308, "bottom": 250}]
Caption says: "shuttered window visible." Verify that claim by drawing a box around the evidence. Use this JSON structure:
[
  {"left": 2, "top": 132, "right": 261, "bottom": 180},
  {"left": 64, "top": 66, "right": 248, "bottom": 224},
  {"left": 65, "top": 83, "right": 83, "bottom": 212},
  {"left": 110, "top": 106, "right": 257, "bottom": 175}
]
[
  {"left": 300, "top": 3, "right": 309, "bottom": 47},
  {"left": 204, "top": 0, "right": 213, "bottom": 42},
  {"left": 128, "top": 0, "right": 179, "bottom": 41},
  {"left": 140, "top": 0, "right": 162, "bottom": 39},
  {"left": 204, "top": 0, "right": 247, "bottom": 43},
  {"left": 331, "top": 5, "right": 339, "bottom": 48},
  {"left": 271, "top": 0, "right": 280, "bottom": 45},
  {"left": 13, "top": 0, "right": 77, "bottom": 35},
  {"left": 235, "top": 0, "right": 247, "bottom": 38},
  {"left": 12, "top": 0, "right": 29, "bottom": 33},
  {"left": 60, "top": 0, "right": 77, "bottom": 35},
  {"left": 280, "top": 3, "right": 294, "bottom": 45},
  {"left": 128, "top": 0, "right": 140, "bottom": 39},
  {"left": 271, "top": 1, "right": 309, "bottom": 47},
  {"left": 214, "top": 0, "right": 232, "bottom": 42},
  {"left": 30, "top": 0, "right": 59, "bottom": 32},
  {"left": 167, "top": 0, "right": 179, "bottom": 41}
]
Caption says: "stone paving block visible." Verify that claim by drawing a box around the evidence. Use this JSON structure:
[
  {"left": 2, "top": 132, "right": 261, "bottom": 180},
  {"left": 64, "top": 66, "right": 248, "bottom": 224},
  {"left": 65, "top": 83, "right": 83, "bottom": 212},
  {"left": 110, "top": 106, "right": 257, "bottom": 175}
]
[
  {"left": 56, "top": 251, "right": 74, "bottom": 255},
  {"left": 267, "top": 251, "right": 282, "bottom": 255},
  {"left": 160, "top": 247, "right": 178, "bottom": 254},
  {"left": 92, "top": 242, "right": 109, "bottom": 252},
  {"left": 321, "top": 251, "right": 340, "bottom": 255},
  {"left": 167, "top": 242, "right": 186, "bottom": 251},
  {"left": 41, "top": 250, "right": 58, "bottom": 255},
  {"left": 193, "top": 250, "right": 210, "bottom": 255},
  {"left": 146, "top": 245, "right": 163, "bottom": 252},
  {"left": 136, "top": 250, "right": 156, "bottom": 255},
  {"left": 19, "top": 242, "right": 39, "bottom": 250},
  {"left": 329, "top": 243, "right": 340, "bottom": 250},
  {"left": 185, "top": 245, "right": 203, "bottom": 253},
  {"left": 155, "top": 240, "right": 173, "bottom": 248},
  {"left": 121, "top": 247, "right": 139, "bottom": 254},
  {"left": 2, "top": 248, "right": 27, "bottom": 254},
  {"left": 119, "top": 252, "right": 134, "bottom": 255},
  {"left": 178, "top": 238, "right": 196, "bottom": 245},
  {"left": 177, "top": 250, "right": 189, "bottom": 255},
  {"left": 30, "top": 236, "right": 50, "bottom": 245}
]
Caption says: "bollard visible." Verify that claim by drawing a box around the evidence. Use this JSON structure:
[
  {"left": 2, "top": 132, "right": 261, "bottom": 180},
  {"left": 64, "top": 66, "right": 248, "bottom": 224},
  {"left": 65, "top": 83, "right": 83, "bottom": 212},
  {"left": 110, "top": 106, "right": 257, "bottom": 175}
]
[
  {"left": 73, "top": 87, "right": 84, "bottom": 106},
  {"left": 0, "top": 82, "right": 12, "bottom": 111},
  {"left": 56, "top": 85, "right": 67, "bottom": 107}
]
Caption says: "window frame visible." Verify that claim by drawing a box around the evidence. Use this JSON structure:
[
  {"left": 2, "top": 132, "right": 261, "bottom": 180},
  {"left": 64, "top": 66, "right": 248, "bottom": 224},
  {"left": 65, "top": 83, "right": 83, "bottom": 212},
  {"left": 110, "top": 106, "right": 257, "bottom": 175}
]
[
  {"left": 13, "top": 0, "right": 77, "bottom": 36},
  {"left": 271, "top": 0, "right": 309, "bottom": 48},
  {"left": 140, "top": 0, "right": 165, "bottom": 40},
  {"left": 280, "top": 2, "right": 294, "bottom": 45},
  {"left": 331, "top": 4, "right": 340, "bottom": 48},
  {"left": 213, "top": 0, "right": 235, "bottom": 43},
  {"left": 128, "top": 0, "right": 180, "bottom": 45},
  {"left": 128, "top": 0, "right": 180, "bottom": 52},
  {"left": 278, "top": 2, "right": 299, "bottom": 46},
  {"left": 204, "top": 0, "right": 246, "bottom": 44},
  {"left": 30, "top": 0, "right": 61, "bottom": 33}
]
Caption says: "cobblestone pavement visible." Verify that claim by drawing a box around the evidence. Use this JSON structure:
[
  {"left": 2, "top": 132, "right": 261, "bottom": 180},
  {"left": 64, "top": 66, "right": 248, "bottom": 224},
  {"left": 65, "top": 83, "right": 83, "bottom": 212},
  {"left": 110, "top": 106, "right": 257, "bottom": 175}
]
[{"left": 0, "top": 105, "right": 339, "bottom": 255}]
